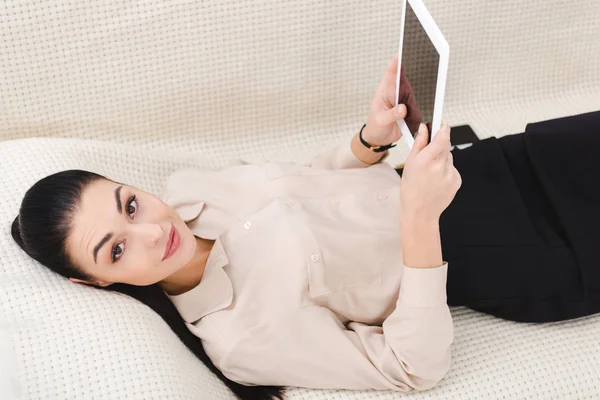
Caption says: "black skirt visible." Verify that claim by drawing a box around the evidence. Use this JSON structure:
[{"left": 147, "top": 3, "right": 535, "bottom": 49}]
[{"left": 398, "top": 110, "right": 600, "bottom": 323}]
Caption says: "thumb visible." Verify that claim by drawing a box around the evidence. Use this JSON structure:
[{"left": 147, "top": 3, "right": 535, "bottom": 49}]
[
  {"left": 383, "top": 103, "right": 407, "bottom": 125},
  {"left": 408, "top": 123, "right": 429, "bottom": 156}
]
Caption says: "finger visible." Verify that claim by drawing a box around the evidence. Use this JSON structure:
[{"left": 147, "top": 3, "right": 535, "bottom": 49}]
[
  {"left": 445, "top": 150, "right": 454, "bottom": 173},
  {"left": 384, "top": 53, "right": 399, "bottom": 78},
  {"left": 422, "top": 124, "right": 451, "bottom": 159},
  {"left": 407, "top": 123, "right": 429, "bottom": 158},
  {"left": 377, "top": 53, "right": 400, "bottom": 94},
  {"left": 442, "top": 124, "right": 452, "bottom": 152},
  {"left": 432, "top": 123, "right": 450, "bottom": 141},
  {"left": 422, "top": 134, "right": 448, "bottom": 160},
  {"left": 454, "top": 168, "right": 463, "bottom": 190},
  {"left": 382, "top": 103, "right": 407, "bottom": 125}
]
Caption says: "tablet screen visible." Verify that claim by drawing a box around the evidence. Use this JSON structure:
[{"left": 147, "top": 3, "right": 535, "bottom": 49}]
[{"left": 399, "top": 0, "right": 440, "bottom": 139}]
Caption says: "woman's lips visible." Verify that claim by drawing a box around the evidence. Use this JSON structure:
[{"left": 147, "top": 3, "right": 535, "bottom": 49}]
[{"left": 162, "top": 224, "right": 181, "bottom": 261}]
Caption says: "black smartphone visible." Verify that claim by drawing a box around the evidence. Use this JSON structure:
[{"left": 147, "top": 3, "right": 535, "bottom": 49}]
[
  {"left": 450, "top": 124, "right": 479, "bottom": 146},
  {"left": 422, "top": 123, "right": 479, "bottom": 146}
]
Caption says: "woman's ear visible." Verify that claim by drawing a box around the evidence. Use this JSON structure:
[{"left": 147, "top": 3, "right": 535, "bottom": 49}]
[{"left": 69, "top": 277, "right": 110, "bottom": 287}]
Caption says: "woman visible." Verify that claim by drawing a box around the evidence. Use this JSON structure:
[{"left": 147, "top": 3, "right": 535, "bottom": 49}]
[{"left": 11, "top": 53, "right": 600, "bottom": 399}]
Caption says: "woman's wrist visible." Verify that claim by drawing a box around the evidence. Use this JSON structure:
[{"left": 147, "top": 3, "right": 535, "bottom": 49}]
[
  {"left": 399, "top": 209, "right": 440, "bottom": 227},
  {"left": 399, "top": 216, "right": 444, "bottom": 269},
  {"left": 361, "top": 122, "right": 389, "bottom": 146},
  {"left": 350, "top": 130, "right": 387, "bottom": 165}
]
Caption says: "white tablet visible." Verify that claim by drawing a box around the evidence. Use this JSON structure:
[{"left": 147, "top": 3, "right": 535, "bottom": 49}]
[{"left": 395, "top": 0, "right": 449, "bottom": 149}]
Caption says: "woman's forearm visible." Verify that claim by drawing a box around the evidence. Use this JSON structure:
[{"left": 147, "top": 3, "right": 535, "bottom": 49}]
[{"left": 400, "top": 216, "right": 444, "bottom": 269}]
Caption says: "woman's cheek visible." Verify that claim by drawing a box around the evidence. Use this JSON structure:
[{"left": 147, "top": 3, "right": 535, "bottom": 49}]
[{"left": 130, "top": 252, "right": 156, "bottom": 278}]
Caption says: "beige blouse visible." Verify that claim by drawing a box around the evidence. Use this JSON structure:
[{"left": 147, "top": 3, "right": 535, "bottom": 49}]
[{"left": 161, "top": 142, "right": 453, "bottom": 392}]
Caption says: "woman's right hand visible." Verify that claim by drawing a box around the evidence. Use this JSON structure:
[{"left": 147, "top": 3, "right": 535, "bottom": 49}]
[{"left": 399, "top": 123, "right": 462, "bottom": 224}]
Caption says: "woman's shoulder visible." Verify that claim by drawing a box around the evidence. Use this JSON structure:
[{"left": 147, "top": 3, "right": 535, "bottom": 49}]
[{"left": 160, "top": 161, "right": 268, "bottom": 205}]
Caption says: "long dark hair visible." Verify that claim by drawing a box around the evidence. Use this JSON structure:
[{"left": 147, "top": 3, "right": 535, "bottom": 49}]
[{"left": 11, "top": 169, "right": 284, "bottom": 400}]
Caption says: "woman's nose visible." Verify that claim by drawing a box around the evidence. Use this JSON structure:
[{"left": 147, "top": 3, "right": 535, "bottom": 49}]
[{"left": 133, "top": 223, "right": 163, "bottom": 246}]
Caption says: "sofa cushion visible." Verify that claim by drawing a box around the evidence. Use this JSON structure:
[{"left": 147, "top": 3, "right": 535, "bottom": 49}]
[{"left": 2, "top": 137, "right": 600, "bottom": 399}]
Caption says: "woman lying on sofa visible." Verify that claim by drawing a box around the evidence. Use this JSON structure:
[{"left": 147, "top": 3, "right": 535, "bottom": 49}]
[{"left": 11, "top": 53, "right": 600, "bottom": 400}]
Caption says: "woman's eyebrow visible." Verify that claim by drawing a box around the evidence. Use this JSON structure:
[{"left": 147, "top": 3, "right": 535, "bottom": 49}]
[
  {"left": 91, "top": 185, "right": 124, "bottom": 263},
  {"left": 93, "top": 233, "right": 113, "bottom": 264},
  {"left": 114, "top": 185, "right": 123, "bottom": 213}
]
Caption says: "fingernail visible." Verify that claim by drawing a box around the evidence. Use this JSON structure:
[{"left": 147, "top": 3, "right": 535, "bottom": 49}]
[
  {"left": 415, "top": 123, "right": 424, "bottom": 138},
  {"left": 397, "top": 104, "right": 405, "bottom": 113}
]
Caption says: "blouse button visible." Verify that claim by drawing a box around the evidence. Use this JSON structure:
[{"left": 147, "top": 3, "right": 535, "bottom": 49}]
[
  {"left": 243, "top": 221, "right": 252, "bottom": 229},
  {"left": 286, "top": 200, "right": 296, "bottom": 207},
  {"left": 310, "top": 253, "right": 321, "bottom": 262},
  {"left": 378, "top": 194, "right": 388, "bottom": 201},
  {"left": 330, "top": 199, "right": 340, "bottom": 207}
]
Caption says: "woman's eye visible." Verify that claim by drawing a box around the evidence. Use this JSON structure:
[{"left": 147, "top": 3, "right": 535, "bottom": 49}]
[
  {"left": 112, "top": 242, "right": 125, "bottom": 262},
  {"left": 126, "top": 195, "right": 138, "bottom": 217}
]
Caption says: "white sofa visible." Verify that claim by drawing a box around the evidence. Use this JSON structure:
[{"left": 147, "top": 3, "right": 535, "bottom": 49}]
[{"left": 1, "top": 1, "right": 600, "bottom": 399}]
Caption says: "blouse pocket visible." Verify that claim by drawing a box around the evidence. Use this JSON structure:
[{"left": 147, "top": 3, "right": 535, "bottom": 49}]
[{"left": 292, "top": 220, "right": 383, "bottom": 298}]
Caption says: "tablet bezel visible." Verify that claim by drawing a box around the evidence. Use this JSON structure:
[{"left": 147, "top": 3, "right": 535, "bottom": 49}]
[{"left": 395, "top": 0, "right": 449, "bottom": 149}]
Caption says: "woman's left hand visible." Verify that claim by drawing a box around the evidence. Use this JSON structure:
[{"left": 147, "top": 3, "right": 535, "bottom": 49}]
[{"left": 363, "top": 53, "right": 412, "bottom": 146}]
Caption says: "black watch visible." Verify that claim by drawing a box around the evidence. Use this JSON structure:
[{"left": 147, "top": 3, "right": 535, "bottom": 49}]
[{"left": 359, "top": 123, "right": 397, "bottom": 153}]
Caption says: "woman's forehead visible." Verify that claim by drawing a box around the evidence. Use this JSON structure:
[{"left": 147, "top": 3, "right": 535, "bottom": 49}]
[
  {"left": 68, "top": 181, "right": 121, "bottom": 254},
  {"left": 78, "top": 179, "right": 120, "bottom": 211}
]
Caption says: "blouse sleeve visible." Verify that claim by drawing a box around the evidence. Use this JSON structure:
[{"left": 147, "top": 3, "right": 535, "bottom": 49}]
[
  {"left": 308, "top": 142, "right": 372, "bottom": 170},
  {"left": 217, "top": 263, "right": 453, "bottom": 392}
]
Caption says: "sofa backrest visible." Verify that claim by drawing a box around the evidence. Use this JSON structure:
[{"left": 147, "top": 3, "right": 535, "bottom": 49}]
[{"left": 1, "top": 0, "right": 599, "bottom": 155}]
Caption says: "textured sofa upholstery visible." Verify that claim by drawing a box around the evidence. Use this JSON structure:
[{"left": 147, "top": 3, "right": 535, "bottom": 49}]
[{"left": 1, "top": 1, "right": 600, "bottom": 398}]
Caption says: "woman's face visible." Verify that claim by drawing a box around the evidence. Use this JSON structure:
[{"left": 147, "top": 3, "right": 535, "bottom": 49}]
[{"left": 66, "top": 178, "right": 197, "bottom": 287}]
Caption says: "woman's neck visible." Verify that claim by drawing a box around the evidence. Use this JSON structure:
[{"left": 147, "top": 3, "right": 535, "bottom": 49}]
[{"left": 160, "top": 236, "right": 215, "bottom": 296}]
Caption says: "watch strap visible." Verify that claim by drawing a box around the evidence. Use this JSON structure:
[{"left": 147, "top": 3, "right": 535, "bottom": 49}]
[{"left": 359, "top": 123, "right": 397, "bottom": 153}]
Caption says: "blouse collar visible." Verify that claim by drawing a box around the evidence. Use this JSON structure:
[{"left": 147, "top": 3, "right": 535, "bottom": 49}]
[{"left": 165, "top": 201, "right": 233, "bottom": 323}]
